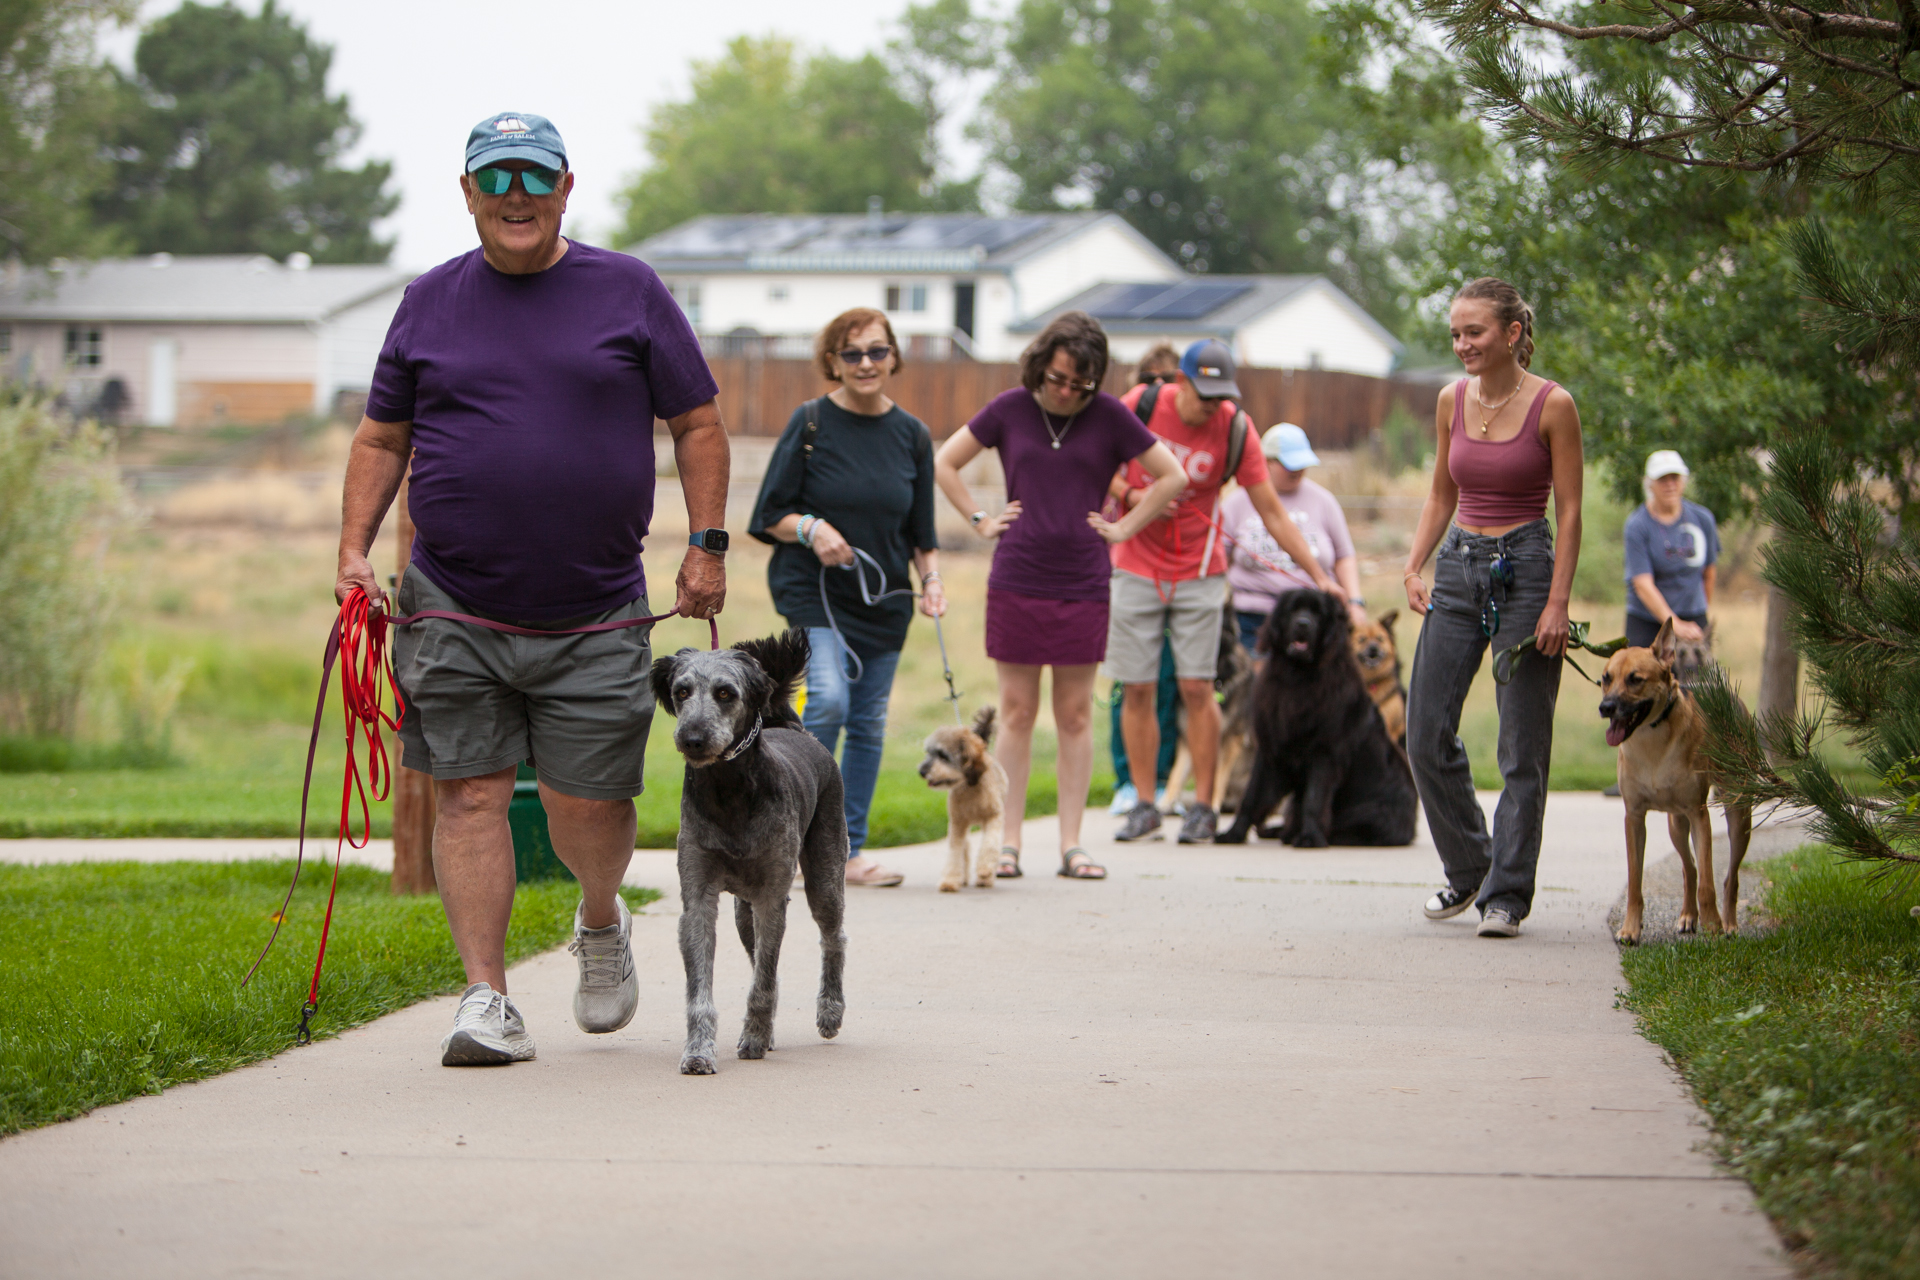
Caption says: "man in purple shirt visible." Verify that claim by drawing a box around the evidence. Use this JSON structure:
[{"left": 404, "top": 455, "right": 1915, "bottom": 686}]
[{"left": 335, "top": 112, "right": 729, "bottom": 1067}]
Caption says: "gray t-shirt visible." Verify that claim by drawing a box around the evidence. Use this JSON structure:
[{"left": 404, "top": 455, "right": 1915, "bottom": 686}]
[{"left": 1623, "top": 499, "right": 1719, "bottom": 620}]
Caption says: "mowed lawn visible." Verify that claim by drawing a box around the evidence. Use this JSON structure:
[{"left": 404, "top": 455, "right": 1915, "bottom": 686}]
[{"left": 0, "top": 857, "right": 660, "bottom": 1135}]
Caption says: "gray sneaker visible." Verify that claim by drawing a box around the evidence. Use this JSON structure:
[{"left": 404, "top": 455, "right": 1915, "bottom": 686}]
[
  {"left": 568, "top": 895, "right": 638, "bottom": 1033},
  {"left": 1177, "top": 802, "right": 1217, "bottom": 844},
  {"left": 440, "top": 982, "right": 536, "bottom": 1066},
  {"left": 1477, "top": 906, "right": 1521, "bottom": 938},
  {"left": 1114, "top": 801, "right": 1164, "bottom": 842}
]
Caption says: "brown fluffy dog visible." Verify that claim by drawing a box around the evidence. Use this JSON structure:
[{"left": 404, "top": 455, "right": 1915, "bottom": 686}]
[
  {"left": 918, "top": 707, "right": 1009, "bottom": 892},
  {"left": 1599, "top": 619, "right": 1753, "bottom": 945},
  {"left": 1352, "top": 611, "right": 1406, "bottom": 746}
]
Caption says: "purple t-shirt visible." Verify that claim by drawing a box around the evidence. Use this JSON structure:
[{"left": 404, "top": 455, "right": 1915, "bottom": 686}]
[
  {"left": 366, "top": 243, "right": 717, "bottom": 620},
  {"left": 967, "top": 388, "right": 1158, "bottom": 601}
]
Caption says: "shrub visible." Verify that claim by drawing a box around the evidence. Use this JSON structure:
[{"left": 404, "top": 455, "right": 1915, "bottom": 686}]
[{"left": 0, "top": 390, "right": 130, "bottom": 738}]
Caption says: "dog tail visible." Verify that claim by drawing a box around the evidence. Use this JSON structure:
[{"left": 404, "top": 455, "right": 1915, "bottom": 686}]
[
  {"left": 732, "top": 630, "right": 810, "bottom": 728},
  {"left": 970, "top": 705, "right": 996, "bottom": 746}
]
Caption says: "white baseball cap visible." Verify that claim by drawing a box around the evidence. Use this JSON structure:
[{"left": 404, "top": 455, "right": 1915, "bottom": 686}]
[{"left": 1644, "top": 449, "right": 1689, "bottom": 480}]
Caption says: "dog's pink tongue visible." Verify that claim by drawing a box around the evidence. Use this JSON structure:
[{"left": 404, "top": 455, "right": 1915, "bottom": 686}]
[{"left": 1606, "top": 723, "right": 1628, "bottom": 748}]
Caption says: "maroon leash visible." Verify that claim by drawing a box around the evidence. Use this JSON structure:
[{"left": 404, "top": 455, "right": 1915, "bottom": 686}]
[{"left": 245, "top": 591, "right": 718, "bottom": 1044}]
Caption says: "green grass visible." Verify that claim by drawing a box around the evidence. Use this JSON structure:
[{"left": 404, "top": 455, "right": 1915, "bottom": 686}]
[
  {"left": 1618, "top": 850, "right": 1920, "bottom": 1278},
  {"left": 0, "top": 859, "right": 659, "bottom": 1135}
]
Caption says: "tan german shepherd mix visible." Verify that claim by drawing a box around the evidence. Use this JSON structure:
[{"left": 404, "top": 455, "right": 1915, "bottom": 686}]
[{"left": 1598, "top": 618, "right": 1753, "bottom": 945}]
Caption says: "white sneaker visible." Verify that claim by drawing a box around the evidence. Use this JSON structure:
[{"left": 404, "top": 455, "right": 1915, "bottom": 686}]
[
  {"left": 440, "top": 982, "right": 536, "bottom": 1066},
  {"left": 568, "top": 895, "right": 638, "bottom": 1033},
  {"left": 1109, "top": 782, "right": 1139, "bottom": 816}
]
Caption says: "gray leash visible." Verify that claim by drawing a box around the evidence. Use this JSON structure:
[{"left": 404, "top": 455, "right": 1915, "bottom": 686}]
[{"left": 817, "top": 546, "right": 963, "bottom": 724}]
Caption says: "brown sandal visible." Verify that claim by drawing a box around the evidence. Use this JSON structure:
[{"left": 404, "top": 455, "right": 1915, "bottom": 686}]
[{"left": 1057, "top": 848, "right": 1107, "bottom": 880}]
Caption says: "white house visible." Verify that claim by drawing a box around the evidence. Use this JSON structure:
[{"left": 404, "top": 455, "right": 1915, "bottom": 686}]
[
  {"left": 1009, "top": 275, "right": 1404, "bottom": 376},
  {"left": 0, "top": 253, "right": 416, "bottom": 427},
  {"left": 624, "top": 206, "right": 1185, "bottom": 362}
]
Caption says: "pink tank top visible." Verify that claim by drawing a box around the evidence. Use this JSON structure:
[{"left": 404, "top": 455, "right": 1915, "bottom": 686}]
[{"left": 1448, "top": 377, "right": 1556, "bottom": 527}]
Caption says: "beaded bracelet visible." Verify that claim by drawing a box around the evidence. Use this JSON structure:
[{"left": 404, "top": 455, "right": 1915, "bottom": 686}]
[{"left": 798, "top": 515, "right": 818, "bottom": 548}]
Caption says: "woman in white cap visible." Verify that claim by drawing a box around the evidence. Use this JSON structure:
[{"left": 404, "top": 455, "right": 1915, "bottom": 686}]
[
  {"left": 1220, "top": 423, "right": 1368, "bottom": 652},
  {"left": 1623, "top": 449, "right": 1718, "bottom": 649}
]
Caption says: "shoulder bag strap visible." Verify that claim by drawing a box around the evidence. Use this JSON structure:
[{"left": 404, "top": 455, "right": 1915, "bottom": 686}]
[{"left": 1133, "top": 381, "right": 1161, "bottom": 426}]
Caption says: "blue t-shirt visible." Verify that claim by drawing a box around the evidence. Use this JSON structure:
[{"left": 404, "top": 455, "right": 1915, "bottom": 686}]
[
  {"left": 1623, "top": 499, "right": 1719, "bottom": 621},
  {"left": 367, "top": 243, "right": 717, "bottom": 620}
]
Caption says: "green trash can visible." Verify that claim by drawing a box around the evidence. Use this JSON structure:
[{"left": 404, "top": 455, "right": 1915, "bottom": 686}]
[{"left": 509, "top": 763, "right": 572, "bottom": 882}]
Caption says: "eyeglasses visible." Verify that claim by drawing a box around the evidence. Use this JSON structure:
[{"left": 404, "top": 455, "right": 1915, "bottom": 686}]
[
  {"left": 837, "top": 345, "right": 894, "bottom": 366},
  {"left": 1043, "top": 370, "right": 1098, "bottom": 394},
  {"left": 471, "top": 165, "right": 563, "bottom": 196}
]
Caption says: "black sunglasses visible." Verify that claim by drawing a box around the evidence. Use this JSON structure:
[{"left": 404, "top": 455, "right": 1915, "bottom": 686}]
[{"left": 838, "top": 345, "right": 894, "bottom": 366}]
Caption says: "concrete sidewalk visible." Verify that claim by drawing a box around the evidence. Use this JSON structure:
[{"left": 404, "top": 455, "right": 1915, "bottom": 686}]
[{"left": 0, "top": 793, "right": 1794, "bottom": 1278}]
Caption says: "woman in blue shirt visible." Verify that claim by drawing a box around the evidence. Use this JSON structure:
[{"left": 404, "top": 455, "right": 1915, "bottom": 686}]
[{"left": 1623, "top": 450, "right": 1719, "bottom": 648}]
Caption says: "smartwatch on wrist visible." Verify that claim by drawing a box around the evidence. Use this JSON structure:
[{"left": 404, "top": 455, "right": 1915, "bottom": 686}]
[
  {"left": 689, "top": 528, "right": 729, "bottom": 555},
  {"left": 968, "top": 510, "right": 987, "bottom": 528}
]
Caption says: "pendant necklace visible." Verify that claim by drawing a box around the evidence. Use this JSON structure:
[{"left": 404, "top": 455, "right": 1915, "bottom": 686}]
[
  {"left": 1038, "top": 400, "right": 1081, "bottom": 449},
  {"left": 1475, "top": 375, "right": 1524, "bottom": 435}
]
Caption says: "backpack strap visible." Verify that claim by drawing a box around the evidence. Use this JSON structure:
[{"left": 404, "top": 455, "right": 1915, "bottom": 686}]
[
  {"left": 1225, "top": 408, "right": 1250, "bottom": 481},
  {"left": 1132, "top": 381, "right": 1161, "bottom": 426}
]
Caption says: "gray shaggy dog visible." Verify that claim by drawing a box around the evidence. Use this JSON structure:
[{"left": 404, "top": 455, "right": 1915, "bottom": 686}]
[{"left": 650, "top": 630, "right": 847, "bottom": 1076}]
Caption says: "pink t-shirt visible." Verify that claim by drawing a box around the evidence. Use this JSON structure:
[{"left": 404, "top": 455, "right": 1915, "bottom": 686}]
[{"left": 1221, "top": 480, "right": 1354, "bottom": 616}]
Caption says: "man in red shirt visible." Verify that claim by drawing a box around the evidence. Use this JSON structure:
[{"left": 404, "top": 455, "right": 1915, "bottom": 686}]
[{"left": 1108, "top": 340, "right": 1339, "bottom": 843}]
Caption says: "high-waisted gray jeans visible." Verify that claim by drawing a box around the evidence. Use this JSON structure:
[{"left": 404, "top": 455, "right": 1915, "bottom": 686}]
[{"left": 1406, "top": 519, "right": 1563, "bottom": 919}]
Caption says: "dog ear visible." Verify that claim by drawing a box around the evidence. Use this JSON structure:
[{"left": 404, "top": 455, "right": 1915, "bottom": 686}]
[
  {"left": 1377, "top": 610, "right": 1397, "bottom": 634},
  {"left": 650, "top": 650, "right": 692, "bottom": 718},
  {"left": 961, "top": 733, "right": 988, "bottom": 787},
  {"left": 970, "top": 705, "right": 996, "bottom": 746},
  {"left": 732, "top": 630, "right": 808, "bottom": 727},
  {"left": 1651, "top": 616, "right": 1677, "bottom": 665}
]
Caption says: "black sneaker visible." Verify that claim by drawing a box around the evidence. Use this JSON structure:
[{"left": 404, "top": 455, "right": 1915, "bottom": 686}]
[
  {"left": 1423, "top": 885, "right": 1477, "bottom": 920},
  {"left": 1177, "top": 803, "right": 1217, "bottom": 844},
  {"left": 1114, "top": 802, "right": 1164, "bottom": 842}
]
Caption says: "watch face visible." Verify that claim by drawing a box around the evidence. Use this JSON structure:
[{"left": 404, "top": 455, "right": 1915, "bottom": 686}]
[{"left": 696, "top": 529, "right": 729, "bottom": 552}]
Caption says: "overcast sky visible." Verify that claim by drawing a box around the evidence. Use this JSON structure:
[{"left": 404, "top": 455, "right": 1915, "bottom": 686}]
[{"left": 103, "top": 0, "right": 934, "bottom": 269}]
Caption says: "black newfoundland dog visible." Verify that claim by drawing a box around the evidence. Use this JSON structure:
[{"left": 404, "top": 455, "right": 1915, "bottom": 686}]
[{"left": 1216, "top": 588, "right": 1419, "bottom": 848}]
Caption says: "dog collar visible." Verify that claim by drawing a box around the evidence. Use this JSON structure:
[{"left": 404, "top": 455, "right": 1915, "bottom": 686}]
[
  {"left": 1646, "top": 688, "right": 1684, "bottom": 732},
  {"left": 720, "top": 714, "right": 763, "bottom": 762}
]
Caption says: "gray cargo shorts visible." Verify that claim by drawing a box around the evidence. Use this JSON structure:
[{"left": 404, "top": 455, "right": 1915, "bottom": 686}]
[
  {"left": 1102, "top": 570, "right": 1230, "bottom": 684},
  {"left": 393, "top": 564, "right": 656, "bottom": 801}
]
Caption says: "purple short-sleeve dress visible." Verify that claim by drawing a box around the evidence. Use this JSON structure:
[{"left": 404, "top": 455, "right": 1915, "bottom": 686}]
[{"left": 967, "top": 388, "right": 1158, "bottom": 666}]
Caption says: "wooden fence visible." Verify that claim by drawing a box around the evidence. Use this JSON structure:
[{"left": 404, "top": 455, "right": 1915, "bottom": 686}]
[{"left": 677, "top": 358, "right": 1444, "bottom": 449}]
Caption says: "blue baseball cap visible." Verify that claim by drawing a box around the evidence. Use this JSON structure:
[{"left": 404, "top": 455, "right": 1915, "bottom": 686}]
[
  {"left": 1262, "top": 423, "right": 1320, "bottom": 471},
  {"left": 1180, "top": 338, "right": 1241, "bottom": 399},
  {"left": 465, "top": 112, "right": 567, "bottom": 172}
]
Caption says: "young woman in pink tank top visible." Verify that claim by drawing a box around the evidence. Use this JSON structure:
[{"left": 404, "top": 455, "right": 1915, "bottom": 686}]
[{"left": 1398, "top": 278, "right": 1585, "bottom": 939}]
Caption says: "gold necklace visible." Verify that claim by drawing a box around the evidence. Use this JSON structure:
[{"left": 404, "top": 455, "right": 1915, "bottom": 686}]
[{"left": 1475, "top": 375, "right": 1525, "bottom": 435}]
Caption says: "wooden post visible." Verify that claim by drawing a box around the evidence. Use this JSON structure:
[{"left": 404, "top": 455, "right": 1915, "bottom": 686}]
[{"left": 390, "top": 467, "right": 438, "bottom": 895}]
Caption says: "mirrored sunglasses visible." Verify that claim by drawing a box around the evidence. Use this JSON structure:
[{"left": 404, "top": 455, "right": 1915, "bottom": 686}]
[
  {"left": 1044, "top": 369, "right": 1098, "bottom": 393},
  {"left": 837, "top": 345, "right": 894, "bottom": 366},
  {"left": 472, "top": 165, "right": 563, "bottom": 196}
]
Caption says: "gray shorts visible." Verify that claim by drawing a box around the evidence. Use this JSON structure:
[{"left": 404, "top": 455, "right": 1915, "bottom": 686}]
[
  {"left": 393, "top": 565, "right": 656, "bottom": 801},
  {"left": 1103, "top": 570, "right": 1230, "bottom": 684}
]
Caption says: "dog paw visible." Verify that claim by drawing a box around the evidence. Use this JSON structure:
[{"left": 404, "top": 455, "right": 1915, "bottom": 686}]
[
  {"left": 1615, "top": 927, "right": 1641, "bottom": 946},
  {"left": 679, "top": 1053, "right": 717, "bottom": 1076},
  {"left": 817, "top": 999, "right": 844, "bottom": 1039},
  {"left": 737, "top": 1038, "right": 769, "bottom": 1060},
  {"left": 1676, "top": 916, "right": 1698, "bottom": 935},
  {"left": 1214, "top": 828, "right": 1247, "bottom": 845},
  {"left": 1290, "top": 833, "right": 1329, "bottom": 849},
  {"left": 974, "top": 875, "right": 994, "bottom": 889},
  {"left": 938, "top": 879, "right": 961, "bottom": 893},
  {"left": 1699, "top": 915, "right": 1725, "bottom": 936}
]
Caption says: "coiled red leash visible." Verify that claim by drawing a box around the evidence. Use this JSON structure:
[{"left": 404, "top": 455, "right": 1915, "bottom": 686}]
[{"left": 244, "top": 585, "right": 718, "bottom": 1044}]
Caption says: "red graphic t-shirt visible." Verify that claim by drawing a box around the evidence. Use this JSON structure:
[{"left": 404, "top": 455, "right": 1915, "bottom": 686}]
[{"left": 1112, "top": 383, "right": 1270, "bottom": 584}]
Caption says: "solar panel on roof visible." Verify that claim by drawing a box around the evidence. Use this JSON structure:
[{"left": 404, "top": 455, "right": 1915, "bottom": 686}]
[{"left": 1099, "top": 280, "right": 1254, "bottom": 321}]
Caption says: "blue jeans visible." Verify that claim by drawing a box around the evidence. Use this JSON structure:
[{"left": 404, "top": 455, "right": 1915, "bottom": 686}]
[{"left": 802, "top": 627, "right": 900, "bottom": 858}]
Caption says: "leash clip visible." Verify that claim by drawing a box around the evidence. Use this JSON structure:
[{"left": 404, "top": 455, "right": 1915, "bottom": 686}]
[{"left": 295, "top": 1001, "right": 317, "bottom": 1046}]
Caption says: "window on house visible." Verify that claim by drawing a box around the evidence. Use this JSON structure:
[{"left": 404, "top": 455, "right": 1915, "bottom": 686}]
[
  {"left": 666, "top": 282, "right": 702, "bottom": 325},
  {"left": 768, "top": 284, "right": 788, "bottom": 303},
  {"left": 909, "top": 284, "right": 928, "bottom": 313},
  {"left": 65, "top": 326, "right": 102, "bottom": 367},
  {"left": 884, "top": 284, "right": 902, "bottom": 312}
]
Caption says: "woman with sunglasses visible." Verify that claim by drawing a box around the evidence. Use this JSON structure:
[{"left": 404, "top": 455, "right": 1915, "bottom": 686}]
[
  {"left": 934, "top": 312, "right": 1186, "bottom": 881},
  {"left": 749, "top": 308, "right": 943, "bottom": 888},
  {"left": 1401, "top": 277, "right": 1585, "bottom": 940}
]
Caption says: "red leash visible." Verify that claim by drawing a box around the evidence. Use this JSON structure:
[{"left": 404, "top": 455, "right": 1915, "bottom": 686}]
[{"left": 244, "top": 586, "right": 718, "bottom": 1044}]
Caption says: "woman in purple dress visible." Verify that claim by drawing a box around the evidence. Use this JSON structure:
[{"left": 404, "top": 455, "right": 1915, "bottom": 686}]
[{"left": 934, "top": 312, "right": 1186, "bottom": 880}]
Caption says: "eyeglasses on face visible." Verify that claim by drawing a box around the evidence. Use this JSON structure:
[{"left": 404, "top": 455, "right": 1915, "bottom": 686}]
[
  {"left": 837, "top": 345, "right": 894, "bottom": 367},
  {"left": 471, "top": 165, "right": 563, "bottom": 196},
  {"left": 1043, "top": 369, "right": 1098, "bottom": 394}
]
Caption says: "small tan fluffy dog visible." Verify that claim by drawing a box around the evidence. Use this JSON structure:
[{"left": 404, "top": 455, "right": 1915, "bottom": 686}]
[
  {"left": 1598, "top": 619, "right": 1753, "bottom": 945},
  {"left": 918, "top": 707, "right": 1008, "bottom": 892}
]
